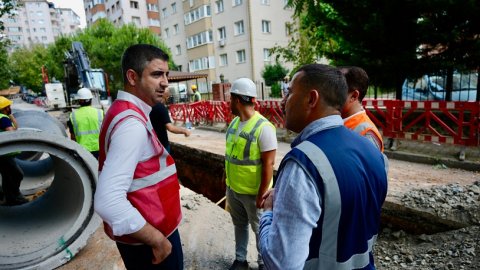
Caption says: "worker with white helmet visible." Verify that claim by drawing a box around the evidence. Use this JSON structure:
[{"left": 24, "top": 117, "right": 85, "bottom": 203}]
[
  {"left": 225, "top": 78, "right": 277, "bottom": 270},
  {"left": 0, "top": 96, "right": 28, "bottom": 206},
  {"left": 67, "top": 88, "right": 104, "bottom": 159}
]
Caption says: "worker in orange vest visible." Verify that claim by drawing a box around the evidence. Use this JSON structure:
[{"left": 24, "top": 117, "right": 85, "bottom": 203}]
[{"left": 339, "top": 66, "right": 384, "bottom": 152}]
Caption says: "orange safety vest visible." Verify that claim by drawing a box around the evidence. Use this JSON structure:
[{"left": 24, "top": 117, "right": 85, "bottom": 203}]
[
  {"left": 344, "top": 111, "right": 384, "bottom": 152},
  {"left": 98, "top": 100, "right": 182, "bottom": 244}
]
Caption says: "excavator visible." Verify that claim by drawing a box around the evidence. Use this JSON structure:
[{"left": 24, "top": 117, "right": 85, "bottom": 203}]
[{"left": 43, "top": 41, "right": 111, "bottom": 110}]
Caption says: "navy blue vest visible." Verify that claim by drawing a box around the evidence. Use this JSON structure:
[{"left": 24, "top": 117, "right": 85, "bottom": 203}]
[{"left": 278, "top": 126, "right": 388, "bottom": 269}]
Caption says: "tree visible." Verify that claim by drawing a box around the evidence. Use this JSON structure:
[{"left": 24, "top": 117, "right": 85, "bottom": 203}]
[
  {"left": 261, "top": 62, "right": 289, "bottom": 86},
  {"left": 0, "top": 0, "right": 17, "bottom": 32},
  {"left": 0, "top": 42, "right": 12, "bottom": 89},
  {"left": 283, "top": 0, "right": 480, "bottom": 96},
  {"left": 9, "top": 45, "right": 50, "bottom": 92}
]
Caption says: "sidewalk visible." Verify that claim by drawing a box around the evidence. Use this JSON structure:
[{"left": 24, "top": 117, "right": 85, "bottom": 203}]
[{"left": 195, "top": 122, "right": 480, "bottom": 172}]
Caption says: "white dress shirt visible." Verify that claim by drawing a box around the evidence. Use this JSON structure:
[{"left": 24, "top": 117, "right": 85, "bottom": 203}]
[{"left": 94, "top": 91, "right": 157, "bottom": 236}]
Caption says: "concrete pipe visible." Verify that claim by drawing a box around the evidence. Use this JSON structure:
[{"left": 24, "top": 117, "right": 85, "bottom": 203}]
[
  {"left": 11, "top": 110, "right": 68, "bottom": 195},
  {"left": 0, "top": 130, "right": 100, "bottom": 270}
]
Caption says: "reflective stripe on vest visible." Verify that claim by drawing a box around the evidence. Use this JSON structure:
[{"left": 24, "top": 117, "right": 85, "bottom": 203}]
[
  {"left": 70, "top": 106, "right": 103, "bottom": 152},
  {"left": 225, "top": 112, "right": 274, "bottom": 194},
  {"left": 344, "top": 111, "right": 384, "bottom": 152},
  {"left": 98, "top": 100, "right": 181, "bottom": 244},
  {"left": 296, "top": 141, "right": 376, "bottom": 270}
]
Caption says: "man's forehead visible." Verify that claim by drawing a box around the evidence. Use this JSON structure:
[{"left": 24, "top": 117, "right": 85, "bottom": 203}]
[{"left": 145, "top": 58, "right": 169, "bottom": 70}]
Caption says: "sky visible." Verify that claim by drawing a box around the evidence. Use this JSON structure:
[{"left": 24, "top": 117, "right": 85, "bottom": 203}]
[{"left": 49, "top": 0, "right": 87, "bottom": 28}]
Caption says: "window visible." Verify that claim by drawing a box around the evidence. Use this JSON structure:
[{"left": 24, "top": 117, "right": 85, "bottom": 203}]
[
  {"left": 7, "top": 27, "right": 22, "bottom": 32},
  {"left": 162, "top": 8, "right": 167, "bottom": 18},
  {"left": 149, "top": 18, "right": 160, "bottom": 26},
  {"left": 261, "top": 20, "right": 271, "bottom": 33},
  {"left": 189, "top": 56, "right": 216, "bottom": 72},
  {"left": 176, "top": 45, "right": 181, "bottom": 55},
  {"left": 285, "top": 22, "right": 292, "bottom": 36},
  {"left": 233, "top": 0, "right": 242, "bottom": 7},
  {"left": 39, "top": 27, "right": 46, "bottom": 33},
  {"left": 186, "top": 30, "right": 213, "bottom": 49},
  {"left": 147, "top": 3, "right": 159, "bottom": 11},
  {"left": 36, "top": 11, "right": 43, "bottom": 16},
  {"left": 261, "top": 0, "right": 270, "bottom": 5},
  {"left": 183, "top": 5, "right": 211, "bottom": 25},
  {"left": 41, "top": 36, "right": 48, "bottom": 41},
  {"left": 165, "top": 28, "right": 170, "bottom": 38},
  {"left": 220, "top": 53, "right": 228, "bottom": 66},
  {"left": 132, "top": 16, "right": 141, "bottom": 26},
  {"left": 218, "top": 26, "right": 226, "bottom": 40},
  {"left": 171, "top": 2, "right": 177, "bottom": 13},
  {"left": 174, "top": 24, "right": 179, "bottom": 35},
  {"left": 215, "top": 0, "right": 224, "bottom": 13},
  {"left": 263, "top": 48, "right": 271, "bottom": 61},
  {"left": 234, "top": 20, "right": 244, "bottom": 35},
  {"left": 130, "top": 1, "right": 139, "bottom": 9},
  {"left": 189, "top": 0, "right": 194, "bottom": 7},
  {"left": 236, "top": 50, "right": 246, "bottom": 63}
]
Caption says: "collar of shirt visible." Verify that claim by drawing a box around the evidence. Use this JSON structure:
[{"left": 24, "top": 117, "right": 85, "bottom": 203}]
[
  {"left": 291, "top": 115, "right": 344, "bottom": 148},
  {"left": 117, "top": 90, "right": 152, "bottom": 117},
  {"left": 342, "top": 109, "right": 365, "bottom": 122}
]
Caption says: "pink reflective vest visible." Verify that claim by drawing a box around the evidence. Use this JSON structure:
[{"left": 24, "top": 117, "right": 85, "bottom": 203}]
[{"left": 98, "top": 100, "right": 182, "bottom": 244}]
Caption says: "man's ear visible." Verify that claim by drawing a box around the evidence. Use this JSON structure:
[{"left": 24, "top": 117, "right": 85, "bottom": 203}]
[
  {"left": 308, "top": 89, "right": 320, "bottom": 108},
  {"left": 126, "top": 69, "right": 138, "bottom": 86},
  {"left": 350, "top": 90, "right": 360, "bottom": 101}
]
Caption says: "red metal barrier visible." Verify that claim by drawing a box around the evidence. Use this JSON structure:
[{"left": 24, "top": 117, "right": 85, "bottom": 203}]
[{"left": 169, "top": 99, "right": 480, "bottom": 147}]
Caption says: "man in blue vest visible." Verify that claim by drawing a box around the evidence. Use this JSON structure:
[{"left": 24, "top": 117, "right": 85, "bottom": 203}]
[
  {"left": 259, "top": 64, "right": 388, "bottom": 269},
  {"left": 0, "top": 96, "right": 28, "bottom": 206},
  {"left": 67, "top": 88, "right": 103, "bottom": 159},
  {"left": 225, "top": 78, "right": 277, "bottom": 270}
]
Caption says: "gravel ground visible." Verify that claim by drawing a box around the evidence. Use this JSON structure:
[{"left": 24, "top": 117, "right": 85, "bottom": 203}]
[{"left": 375, "top": 181, "right": 480, "bottom": 270}]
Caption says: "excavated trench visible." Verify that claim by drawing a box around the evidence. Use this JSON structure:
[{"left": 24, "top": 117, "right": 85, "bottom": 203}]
[
  {"left": 0, "top": 111, "right": 100, "bottom": 270},
  {"left": 170, "top": 142, "right": 476, "bottom": 235}
]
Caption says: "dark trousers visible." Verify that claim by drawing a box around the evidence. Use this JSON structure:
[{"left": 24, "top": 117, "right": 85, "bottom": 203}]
[
  {"left": 0, "top": 156, "right": 24, "bottom": 201},
  {"left": 116, "top": 229, "right": 184, "bottom": 270}
]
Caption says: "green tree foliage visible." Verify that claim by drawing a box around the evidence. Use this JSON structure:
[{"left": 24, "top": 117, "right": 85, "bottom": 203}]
[
  {"left": 9, "top": 45, "right": 50, "bottom": 92},
  {"left": 261, "top": 62, "right": 289, "bottom": 86},
  {"left": 0, "top": 42, "right": 12, "bottom": 89},
  {"left": 0, "top": 0, "right": 17, "bottom": 32},
  {"left": 6, "top": 19, "right": 173, "bottom": 95},
  {"left": 284, "top": 0, "right": 480, "bottom": 94}
]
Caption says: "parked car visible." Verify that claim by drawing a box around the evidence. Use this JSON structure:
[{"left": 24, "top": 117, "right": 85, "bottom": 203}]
[{"left": 402, "top": 72, "right": 477, "bottom": 101}]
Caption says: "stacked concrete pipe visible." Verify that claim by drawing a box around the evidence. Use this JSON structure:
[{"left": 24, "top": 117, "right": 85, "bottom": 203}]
[{"left": 0, "top": 122, "right": 100, "bottom": 268}]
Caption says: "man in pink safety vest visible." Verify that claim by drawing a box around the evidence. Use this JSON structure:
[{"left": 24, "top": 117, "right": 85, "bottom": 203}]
[{"left": 94, "top": 44, "right": 183, "bottom": 270}]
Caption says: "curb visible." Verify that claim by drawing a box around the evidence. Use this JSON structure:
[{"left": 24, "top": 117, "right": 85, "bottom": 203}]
[{"left": 384, "top": 150, "right": 480, "bottom": 172}]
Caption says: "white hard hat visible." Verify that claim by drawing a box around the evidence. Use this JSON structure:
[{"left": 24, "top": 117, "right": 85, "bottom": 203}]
[
  {"left": 230, "top": 78, "right": 257, "bottom": 98},
  {"left": 76, "top": 88, "right": 93, "bottom": 100}
]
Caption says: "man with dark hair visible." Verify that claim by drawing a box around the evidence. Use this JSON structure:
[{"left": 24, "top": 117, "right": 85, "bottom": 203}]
[
  {"left": 339, "top": 66, "right": 384, "bottom": 151},
  {"left": 150, "top": 89, "right": 191, "bottom": 153},
  {"left": 225, "top": 78, "right": 277, "bottom": 270},
  {"left": 68, "top": 87, "right": 103, "bottom": 159},
  {"left": 259, "top": 64, "right": 388, "bottom": 269},
  {"left": 95, "top": 44, "right": 183, "bottom": 269}
]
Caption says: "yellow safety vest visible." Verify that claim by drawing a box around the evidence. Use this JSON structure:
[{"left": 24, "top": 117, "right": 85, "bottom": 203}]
[
  {"left": 225, "top": 112, "right": 275, "bottom": 195},
  {"left": 70, "top": 106, "right": 103, "bottom": 152},
  {"left": 0, "top": 113, "right": 21, "bottom": 156}
]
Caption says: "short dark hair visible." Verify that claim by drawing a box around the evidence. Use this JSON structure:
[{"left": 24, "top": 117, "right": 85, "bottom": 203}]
[
  {"left": 121, "top": 44, "right": 170, "bottom": 84},
  {"left": 338, "top": 66, "right": 369, "bottom": 101},
  {"left": 296, "top": 64, "right": 347, "bottom": 110},
  {"left": 231, "top": 93, "right": 254, "bottom": 105}
]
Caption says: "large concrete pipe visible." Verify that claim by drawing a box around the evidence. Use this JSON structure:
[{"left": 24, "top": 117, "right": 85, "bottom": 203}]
[
  {"left": 10, "top": 110, "right": 68, "bottom": 195},
  {"left": 0, "top": 130, "right": 100, "bottom": 270}
]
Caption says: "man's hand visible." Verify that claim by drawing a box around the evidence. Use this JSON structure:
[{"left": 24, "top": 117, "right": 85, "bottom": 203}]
[
  {"left": 151, "top": 235, "right": 172, "bottom": 264},
  {"left": 262, "top": 188, "right": 275, "bottom": 211},
  {"left": 184, "top": 129, "right": 191, "bottom": 137}
]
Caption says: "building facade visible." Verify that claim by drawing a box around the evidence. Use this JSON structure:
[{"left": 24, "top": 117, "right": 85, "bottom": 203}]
[
  {"left": 84, "top": 0, "right": 161, "bottom": 35},
  {"left": 84, "top": 0, "right": 294, "bottom": 96},
  {"left": 1, "top": 0, "right": 81, "bottom": 51}
]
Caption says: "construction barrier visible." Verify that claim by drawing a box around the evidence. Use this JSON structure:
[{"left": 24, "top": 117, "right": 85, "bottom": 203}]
[{"left": 169, "top": 99, "right": 480, "bottom": 146}]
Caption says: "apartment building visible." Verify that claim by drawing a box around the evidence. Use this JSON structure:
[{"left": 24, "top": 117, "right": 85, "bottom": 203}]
[
  {"left": 84, "top": 0, "right": 293, "bottom": 94},
  {"left": 84, "top": 0, "right": 161, "bottom": 35},
  {"left": 161, "top": 0, "right": 294, "bottom": 93},
  {"left": 1, "top": 0, "right": 81, "bottom": 51}
]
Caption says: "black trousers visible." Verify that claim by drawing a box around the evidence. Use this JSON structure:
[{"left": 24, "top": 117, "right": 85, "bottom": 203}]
[
  {"left": 116, "top": 229, "right": 184, "bottom": 270},
  {"left": 0, "top": 156, "right": 24, "bottom": 201}
]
